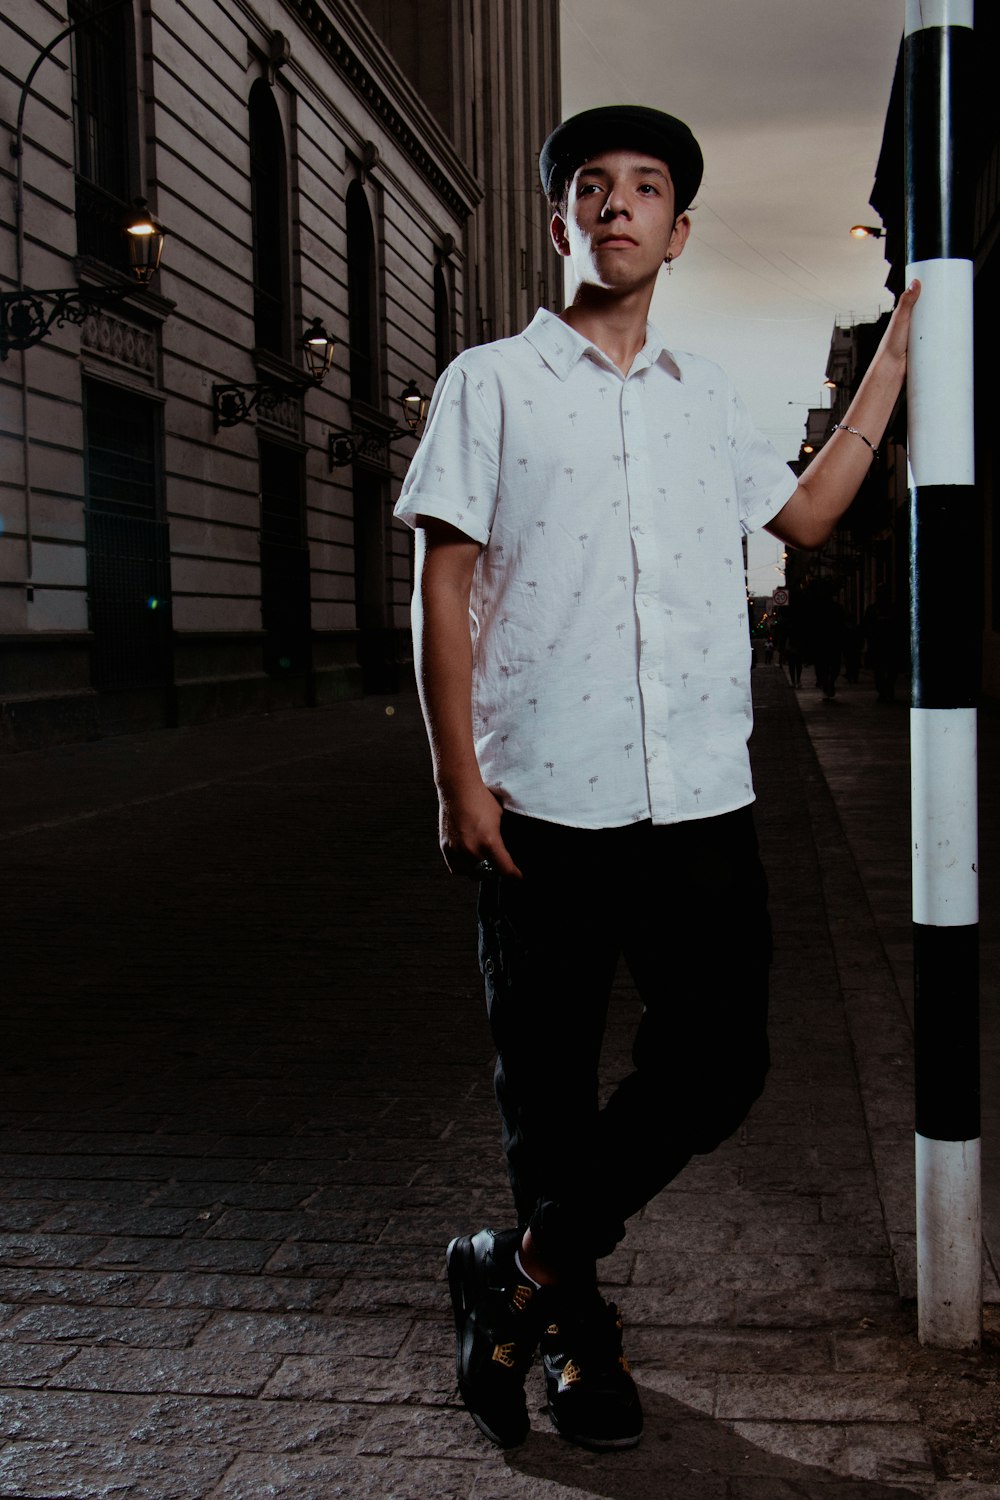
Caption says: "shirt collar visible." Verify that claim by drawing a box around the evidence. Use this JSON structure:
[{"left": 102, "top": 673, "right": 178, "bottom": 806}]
[{"left": 522, "top": 306, "right": 682, "bottom": 383}]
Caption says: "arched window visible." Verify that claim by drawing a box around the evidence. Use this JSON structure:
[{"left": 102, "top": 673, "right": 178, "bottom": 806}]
[
  {"left": 249, "top": 80, "right": 290, "bottom": 358},
  {"left": 71, "top": 0, "right": 137, "bottom": 266},
  {"left": 346, "top": 181, "right": 379, "bottom": 405},
  {"left": 434, "top": 261, "right": 453, "bottom": 376}
]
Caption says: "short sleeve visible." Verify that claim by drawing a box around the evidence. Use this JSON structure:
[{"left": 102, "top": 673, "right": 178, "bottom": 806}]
[
  {"left": 393, "top": 360, "right": 501, "bottom": 545},
  {"left": 728, "top": 387, "right": 798, "bottom": 536}
]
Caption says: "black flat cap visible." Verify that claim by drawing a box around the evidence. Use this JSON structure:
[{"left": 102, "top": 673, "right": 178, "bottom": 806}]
[{"left": 539, "top": 105, "right": 704, "bottom": 213}]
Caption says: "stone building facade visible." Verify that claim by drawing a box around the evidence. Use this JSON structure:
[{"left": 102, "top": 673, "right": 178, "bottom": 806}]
[{"left": 0, "top": 0, "right": 561, "bottom": 747}]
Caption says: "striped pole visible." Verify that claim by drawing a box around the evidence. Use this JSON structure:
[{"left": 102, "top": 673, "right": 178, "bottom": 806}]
[{"left": 904, "top": 0, "right": 981, "bottom": 1350}]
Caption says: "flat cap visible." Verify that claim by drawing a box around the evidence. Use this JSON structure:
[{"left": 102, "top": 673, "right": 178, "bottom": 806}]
[{"left": 539, "top": 105, "right": 704, "bottom": 213}]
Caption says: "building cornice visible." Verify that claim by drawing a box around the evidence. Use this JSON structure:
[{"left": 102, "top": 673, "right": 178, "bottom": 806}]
[{"left": 281, "top": 0, "right": 483, "bottom": 222}]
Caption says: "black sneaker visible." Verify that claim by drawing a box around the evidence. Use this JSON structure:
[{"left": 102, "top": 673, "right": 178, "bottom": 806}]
[
  {"left": 541, "top": 1291, "right": 643, "bottom": 1450},
  {"left": 446, "top": 1227, "right": 549, "bottom": 1447}
]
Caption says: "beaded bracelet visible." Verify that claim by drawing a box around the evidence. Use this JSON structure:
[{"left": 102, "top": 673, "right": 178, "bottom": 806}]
[{"left": 832, "top": 423, "right": 878, "bottom": 460}]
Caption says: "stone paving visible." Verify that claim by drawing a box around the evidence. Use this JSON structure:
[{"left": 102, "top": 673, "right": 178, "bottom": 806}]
[
  {"left": 796, "top": 675, "right": 1000, "bottom": 1286},
  {"left": 0, "top": 669, "right": 997, "bottom": 1498}
]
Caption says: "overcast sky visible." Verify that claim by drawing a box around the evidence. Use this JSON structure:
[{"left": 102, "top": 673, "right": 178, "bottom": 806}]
[{"left": 559, "top": 0, "right": 904, "bottom": 595}]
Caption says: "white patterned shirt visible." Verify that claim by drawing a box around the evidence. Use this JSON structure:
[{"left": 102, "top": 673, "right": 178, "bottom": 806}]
[{"left": 394, "top": 308, "right": 797, "bottom": 828}]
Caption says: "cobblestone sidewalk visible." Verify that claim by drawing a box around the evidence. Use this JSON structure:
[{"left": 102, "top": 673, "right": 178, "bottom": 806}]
[{"left": 0, "top": 675, "right": 997, "bottom": 1498}]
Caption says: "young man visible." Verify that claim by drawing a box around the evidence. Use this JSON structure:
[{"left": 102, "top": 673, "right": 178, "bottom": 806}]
[{"left": 394, "top": 105, "right": 917, "bottom": 1452}]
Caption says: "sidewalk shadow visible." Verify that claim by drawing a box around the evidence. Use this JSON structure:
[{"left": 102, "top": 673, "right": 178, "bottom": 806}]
[{"left": 507, "top": 1384, "right": 929, "bottom": 1499}]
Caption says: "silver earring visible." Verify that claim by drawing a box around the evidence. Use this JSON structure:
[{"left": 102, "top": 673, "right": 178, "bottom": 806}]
[{"left": 666, "top": 254, "right": 673, "bottom": 275}]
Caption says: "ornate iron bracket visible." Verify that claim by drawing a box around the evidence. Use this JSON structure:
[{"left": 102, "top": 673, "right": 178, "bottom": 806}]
[
  {"left": 327, "top": 423, "right": 419, "bottom": 470},
  {"left": 327, "top": 425, "right": 403, "bottom": 469},
  {"left": 212, "top": 379, "right": 309, "bottom": 430},
  {"left": 0, "top": 284, "right": 141, "bottom": 360}
]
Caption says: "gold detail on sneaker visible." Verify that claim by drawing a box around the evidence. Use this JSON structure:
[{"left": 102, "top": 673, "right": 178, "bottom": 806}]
[
  {"left": 510, "top": 1283, "right": 533, "bottom": 1312},
  {"left": 492, "top": 1342, "right": 517, "bottom": 1368},
  {"left": 560, "top": 1359, "right": 583, "bottom": 1386}
]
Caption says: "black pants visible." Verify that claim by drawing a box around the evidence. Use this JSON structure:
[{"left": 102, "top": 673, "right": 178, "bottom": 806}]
[{"left": 477, "top": 806, "right": 771, "bottom": 1274}]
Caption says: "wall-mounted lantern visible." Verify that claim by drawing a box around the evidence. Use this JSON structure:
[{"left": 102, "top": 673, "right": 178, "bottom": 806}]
[
  {"left": 1, "top": 198, "right": 166, "bottom": 361},
  {"left": 212, "top": 318, "right": 336, "bottom": 429},
  {"left": 328, "top": 378, "right": 429, "bottom": 468},
  {"left": 124, "top": 198, "right": 167, "bottom": 284},
  {"left": 3, "top": 0, "right": 168, "bottom": 362}
]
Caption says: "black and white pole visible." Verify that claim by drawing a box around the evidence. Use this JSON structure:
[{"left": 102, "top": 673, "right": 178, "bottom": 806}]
[{"left": 905, "top": 0, "right": 980, "bottom": 1349}]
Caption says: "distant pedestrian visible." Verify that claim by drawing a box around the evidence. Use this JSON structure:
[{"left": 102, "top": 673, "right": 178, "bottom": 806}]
[
  {"left": 812, "top": 579, "right": 845, "bottom": 700},
  {"left": 863, "top": 585, "right": 902, "bottom": 702},
  {"left": 775, "top": 604, "right": 803, "bottom": 687},
  {"left": 396, "top": 103, "right": 918, "bottom": 1454}
]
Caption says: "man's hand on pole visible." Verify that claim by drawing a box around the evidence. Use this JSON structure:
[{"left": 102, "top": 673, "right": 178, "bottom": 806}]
[
  {"left": 883, "top": 278, "right": 922, "bottom": 365},
  {"left": 767, "top": 280, "right": 921, "bottom": 551}
]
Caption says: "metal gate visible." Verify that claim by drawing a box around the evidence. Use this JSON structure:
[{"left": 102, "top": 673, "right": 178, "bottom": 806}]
[
  {"left": 87, "top": 510, "right": 172, "bottom": 690},
  {"left": 84, "top": 381, "right": 172, "bottom": 693}
]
